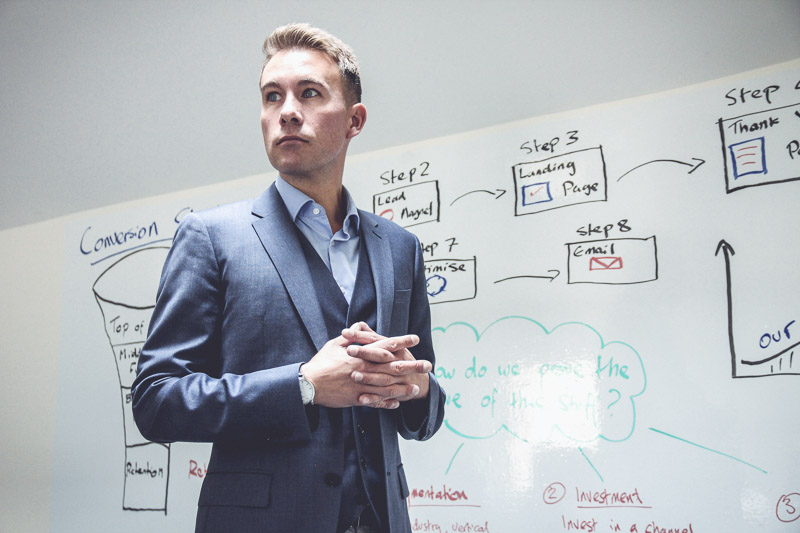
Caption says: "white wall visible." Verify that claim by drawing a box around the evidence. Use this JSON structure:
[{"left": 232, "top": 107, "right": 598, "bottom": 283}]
[{"left": 0, "top": 221, "right": 63, "bottom": 533}]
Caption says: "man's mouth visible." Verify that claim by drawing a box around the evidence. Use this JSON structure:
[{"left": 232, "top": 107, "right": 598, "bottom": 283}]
[{"left": 277, "top": 136, "right": 307, "bottom": 145}]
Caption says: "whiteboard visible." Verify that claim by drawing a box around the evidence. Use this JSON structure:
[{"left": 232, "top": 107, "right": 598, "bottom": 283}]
[{"left": 52, "top": 59, "right": 800, "bottom": 532}]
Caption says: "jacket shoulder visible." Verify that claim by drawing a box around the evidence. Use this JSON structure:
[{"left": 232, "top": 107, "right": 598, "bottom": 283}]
[{"left": 186, "top": 198, "right": 256, "bottom": 227}]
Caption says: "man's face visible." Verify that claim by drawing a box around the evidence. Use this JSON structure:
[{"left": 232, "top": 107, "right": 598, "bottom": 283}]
[{"left": 259, "top": 48, "right": 363, "bottom": 182}]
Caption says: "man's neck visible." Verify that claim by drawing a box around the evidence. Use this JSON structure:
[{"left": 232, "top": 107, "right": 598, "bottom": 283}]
[{"left": 281, "top": 174, "right": 346, "bottom": 233}]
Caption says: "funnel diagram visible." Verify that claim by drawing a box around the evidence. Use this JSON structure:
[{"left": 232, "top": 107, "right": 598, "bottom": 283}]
[{"left": 93, "top": 247, "right": 171, "bottom": 512}]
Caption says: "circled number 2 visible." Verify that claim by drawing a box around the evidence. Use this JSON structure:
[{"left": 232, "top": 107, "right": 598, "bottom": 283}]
[{"left": 543, "top": 482, "right": 566, "bottom": 505}]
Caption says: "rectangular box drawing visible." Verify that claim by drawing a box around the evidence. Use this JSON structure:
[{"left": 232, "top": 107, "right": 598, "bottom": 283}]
[
  {"left": 718, "top": 102, "right": 800, "bottom": 193},
  {"left": 123, "top": 443, "right": 170, "bottom": 511},
  {"left": 372, "top": 180, "right": 440, "bottom": 228},
  {"left": 728, "top": 137, "right": 767, "bottom": 179},
  {"left": 566, "top": 236, "right": 658, "bottom": 285},
  {"left": 513, "top": 146, "right": 607, "bottom": 216},
  {"left": 589, "top": 256, "right": 623, "bottom": 271},
  {"left": 521, "top": 182, "right": 553, "bottom": 206},
  {"left": 424, "top": 257, "right": 477, "bottom": 304}
]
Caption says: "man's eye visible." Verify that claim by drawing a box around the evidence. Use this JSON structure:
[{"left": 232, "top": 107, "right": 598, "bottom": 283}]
[
  {"left": 302, "top": 88, "right": 320, "bottom": 98},
  {"left": 265, "top": 92, "right": 281, "bottom": 102}
]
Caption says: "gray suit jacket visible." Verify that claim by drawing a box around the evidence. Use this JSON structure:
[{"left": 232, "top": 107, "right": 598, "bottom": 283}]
[{"left": 131, "top": 184, "right": 445, "bottom": 533}]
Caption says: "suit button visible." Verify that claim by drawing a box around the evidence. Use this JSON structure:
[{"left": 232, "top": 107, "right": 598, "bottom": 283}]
[
  {"left": 324, "top": 473, "right": 342, "bottom": 487},
  {"left": 360, "top": 458, "right": 368, "bottom": 469}
]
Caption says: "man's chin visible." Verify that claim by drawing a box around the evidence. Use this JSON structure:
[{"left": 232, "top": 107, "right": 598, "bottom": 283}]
[{"left": 267, "top": 157, "right": 308, "bottom": 178}]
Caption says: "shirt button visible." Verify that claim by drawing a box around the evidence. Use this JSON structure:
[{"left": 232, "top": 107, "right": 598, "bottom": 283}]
[
  {"left": 312, "top": 207, "right": 320, "bottom": 215},
  {"left": 340, "top": 286, "right": 346, "bottom": 294}
]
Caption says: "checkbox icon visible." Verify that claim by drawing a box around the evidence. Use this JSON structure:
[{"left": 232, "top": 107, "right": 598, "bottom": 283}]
[{"left": 521, "top": 182, "right": 552, "bottom": 206}]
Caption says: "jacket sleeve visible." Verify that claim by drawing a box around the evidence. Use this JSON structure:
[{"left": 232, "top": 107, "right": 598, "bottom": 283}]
[
  {"left": 130, "top": 212, "right": 312, "bottom": 445},
  {"left": 396, "top": 235, "right": 446, "bottom": 441}
]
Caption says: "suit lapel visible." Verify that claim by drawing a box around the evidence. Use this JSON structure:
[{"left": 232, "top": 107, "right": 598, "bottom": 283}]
[
  {"left": 360, "top": 211, "right": 394, "bottom": 336},
  {"left": 251, "top": 184, "right": 329, "bottom": 351}
]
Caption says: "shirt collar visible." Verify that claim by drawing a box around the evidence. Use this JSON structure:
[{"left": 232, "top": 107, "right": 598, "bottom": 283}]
[{"left": 275, "top": 175, "right": 360, "bottom": 235}]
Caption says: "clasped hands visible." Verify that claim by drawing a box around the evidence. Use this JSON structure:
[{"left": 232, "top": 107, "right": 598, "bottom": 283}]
[{"left": 300, "top": 322, "right": 431, "bottom": 409}]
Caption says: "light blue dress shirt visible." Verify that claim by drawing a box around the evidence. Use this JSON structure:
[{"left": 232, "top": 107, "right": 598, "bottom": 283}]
[{"left": 275, "top": 176, "right": 361, "bottom": 303}]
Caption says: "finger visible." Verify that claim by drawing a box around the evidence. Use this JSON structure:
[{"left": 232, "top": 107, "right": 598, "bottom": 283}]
[
  {"left": 342, "top": 328, "right": 419, "bottom": 355},
  {"left": 359, "top": 395, "right": 400, "bottom": 409},
  {"left": 351, "top": 361, "right": 432, "bottom": 385},
  {"left": 346, "top": 334, "right": 420, "bottom": 362},
  {"left": 352, "top": 369, "right": 395, "bottom": 387},
  {"left": 349, "top": 321, "right": 376, "bottom": 334},
  {"left": 328, "top": 333, "right": 356, "bottom": 348},
  {"left": 369, "top": 359, "right": 433, "bottom": 376},
  {"left": 376, "top": 334, "right": 419, "bottom": 353},
  {"left": 346, "top": 344, "right": 397, "bottom": 363},
  {"left": 344, "top": 321, "right": 379, "bottom": 337},
  {"left": 358, "top": 383, "right": 420, "bottom": 403},
  {"left": 341, "top": 326, "right": 382, "bottom": 345},
  {"left": 388, "top": 359, "right": 432, "bottom": 375},
  {"left": 357, "top": 334, "right": 419, "bottom": 356},
  {"left": 358, "top": 392, "right": 404, "bottom": 408}
]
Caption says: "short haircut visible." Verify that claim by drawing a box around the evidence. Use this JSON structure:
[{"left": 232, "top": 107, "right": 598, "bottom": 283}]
[{"left": 262, "top": 23, "right": 362, "bottom": 105}]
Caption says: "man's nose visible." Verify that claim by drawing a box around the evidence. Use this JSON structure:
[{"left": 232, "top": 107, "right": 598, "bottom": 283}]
[{"left": 280, "top": 95, "right": 302, "bottom": 125}]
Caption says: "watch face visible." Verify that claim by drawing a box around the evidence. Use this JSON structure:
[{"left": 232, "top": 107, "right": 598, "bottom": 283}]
[{"left": 299, "top": 375, "right": 314, "bottom": 404}]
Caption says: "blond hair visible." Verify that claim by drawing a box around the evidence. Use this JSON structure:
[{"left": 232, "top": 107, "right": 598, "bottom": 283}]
[{"left": 262, "top": 23, "right": 362, "bottom": 104}]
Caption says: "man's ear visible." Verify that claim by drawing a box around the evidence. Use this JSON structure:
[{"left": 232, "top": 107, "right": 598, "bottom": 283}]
[{"left": 346, "top": 103, "right": 367, "bottom": 139}]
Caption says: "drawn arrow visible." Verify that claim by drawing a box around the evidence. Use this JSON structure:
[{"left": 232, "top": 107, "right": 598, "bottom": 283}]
[
  {"left": 715, "top": 239, "right": 800, "bottom": 377},
  {"left": 715, "top": 239, "right": 738, "bottom": 377},
  {"left": 616, "top": 157, "right": 705, "bottom": 182},
  {"left": 494, "top": 270, "right": 560, "bottom": 283},
  {"left": 449, "top": 188, "right": 507, "bottom": 206}
]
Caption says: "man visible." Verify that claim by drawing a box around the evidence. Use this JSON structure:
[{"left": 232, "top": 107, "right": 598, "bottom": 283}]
[{"left": 131, "top": 23, "right": 445, "bottom": 533}]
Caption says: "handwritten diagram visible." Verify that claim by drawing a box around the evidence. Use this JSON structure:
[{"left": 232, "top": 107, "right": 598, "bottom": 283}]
[
  {"left": 379, "top": 69, "right": 800, "bottom": 532},
  {"left": 719, "top": 102, "right": 800, "bottom": 192},
  {"left": 716, "top": 240, "right": 799, "bottom": 378},
  {"left": 513, "top": 146, "right": 608, "bottom": 215},
  {"left": 424, "top": 258, "right": 477, "bottom": 304},
  {"left": 93, "top": 247, "right": 171, "bottom": 513},
  {"left": 432, "top": 316, "right": 646, "bottom": 449},
  {"left": 565, "top": 237, "right": 658, "bottom": 285},
  {"left": 373, "top": 180, "right": 441, "bottom": 227},
  {"left": 50, "top": 62, "right": 800, "bottom": 531}
]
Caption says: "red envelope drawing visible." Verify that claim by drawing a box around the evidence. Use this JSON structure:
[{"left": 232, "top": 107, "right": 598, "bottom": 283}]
[{"left": 589, "top": 256, "right": 623, "bottom": 271}]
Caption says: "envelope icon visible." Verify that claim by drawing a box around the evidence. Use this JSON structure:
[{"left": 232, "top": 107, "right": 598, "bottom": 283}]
[{"left": 589, "top": 256, "right": 623, "bottom": 271}]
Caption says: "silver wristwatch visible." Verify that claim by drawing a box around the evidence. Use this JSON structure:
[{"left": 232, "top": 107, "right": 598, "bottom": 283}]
[{"left": 298, "top": 372, "right": 315, "bottom": 405}]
